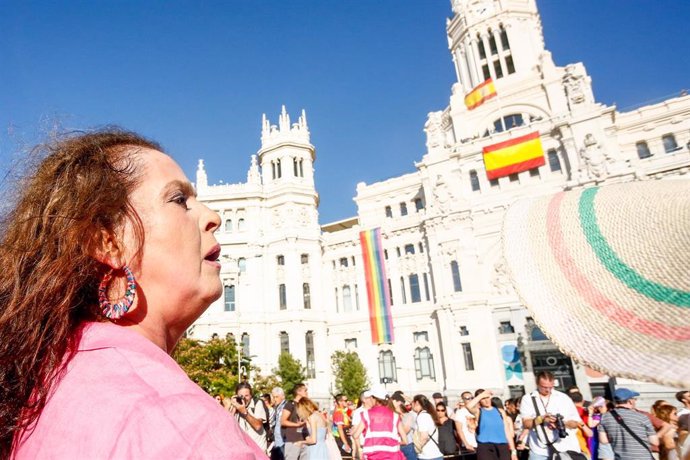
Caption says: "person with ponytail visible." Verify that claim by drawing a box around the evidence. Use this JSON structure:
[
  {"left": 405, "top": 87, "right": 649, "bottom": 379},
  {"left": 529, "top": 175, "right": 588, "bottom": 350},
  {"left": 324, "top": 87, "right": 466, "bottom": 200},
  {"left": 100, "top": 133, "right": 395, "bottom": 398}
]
[
  {"left": 412, "top": 394, "right": 443, "bottom": 460},
  {"left": 0, "top": 130, "right": 265, "bottom": 459}
]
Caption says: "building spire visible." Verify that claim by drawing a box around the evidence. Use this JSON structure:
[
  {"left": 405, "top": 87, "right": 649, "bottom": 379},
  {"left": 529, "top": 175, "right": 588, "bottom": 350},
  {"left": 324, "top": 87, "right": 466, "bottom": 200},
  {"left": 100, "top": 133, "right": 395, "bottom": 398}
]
[
  {"left": 259, "top": 106, "right": 311, "bottom": 150},
  {"left": 196, "top": 159, "right": 208, "bottom": 192}
]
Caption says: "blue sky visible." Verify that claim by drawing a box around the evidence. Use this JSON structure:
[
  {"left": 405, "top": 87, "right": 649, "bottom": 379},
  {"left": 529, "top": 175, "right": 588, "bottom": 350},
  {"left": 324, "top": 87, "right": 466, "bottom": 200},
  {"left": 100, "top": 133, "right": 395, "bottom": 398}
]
[{"left": 1, "top": 1, "right": 688, "bottom": 223}]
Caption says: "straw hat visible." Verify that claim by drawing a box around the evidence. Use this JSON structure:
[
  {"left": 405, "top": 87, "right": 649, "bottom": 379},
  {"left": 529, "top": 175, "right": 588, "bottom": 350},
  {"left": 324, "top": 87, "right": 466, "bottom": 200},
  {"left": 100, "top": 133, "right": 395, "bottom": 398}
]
[{"left": 502, "top": 180, "right": 690, "bottom": 388}]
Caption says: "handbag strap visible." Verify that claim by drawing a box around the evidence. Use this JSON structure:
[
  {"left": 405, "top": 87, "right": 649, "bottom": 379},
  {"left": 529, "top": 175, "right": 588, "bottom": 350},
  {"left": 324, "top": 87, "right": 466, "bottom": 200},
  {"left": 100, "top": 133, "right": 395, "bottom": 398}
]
[
  {"left": 419, "top": 411, "right": 439, "bottom": 448},
  {"left": 531, "top": 395, "right": 558, "bottom": 453},
  {"left": 609, "top": 409, "right": 653, "bottom": 456}
]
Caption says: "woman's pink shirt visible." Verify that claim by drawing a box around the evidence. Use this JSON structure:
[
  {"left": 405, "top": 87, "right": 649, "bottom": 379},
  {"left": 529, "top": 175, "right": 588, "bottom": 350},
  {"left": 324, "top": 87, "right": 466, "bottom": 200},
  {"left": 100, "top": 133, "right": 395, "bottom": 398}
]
[{"left": 15, "top": 321, "right": 267, "bottom": 459}]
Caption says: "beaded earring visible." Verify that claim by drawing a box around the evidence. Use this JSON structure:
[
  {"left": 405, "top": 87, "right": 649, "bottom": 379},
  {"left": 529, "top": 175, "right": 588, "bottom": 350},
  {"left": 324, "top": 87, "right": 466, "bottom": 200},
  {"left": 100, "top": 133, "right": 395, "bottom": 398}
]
[{"left": 98, "top": 265, "right": 137, "bottom": 319}]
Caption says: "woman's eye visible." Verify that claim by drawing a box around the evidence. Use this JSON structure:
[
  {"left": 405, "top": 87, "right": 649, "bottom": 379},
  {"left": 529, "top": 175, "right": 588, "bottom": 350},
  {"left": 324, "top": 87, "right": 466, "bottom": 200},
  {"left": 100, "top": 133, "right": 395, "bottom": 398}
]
[{"left": 172, "top": 194, "right": 190, "bottom": 209}]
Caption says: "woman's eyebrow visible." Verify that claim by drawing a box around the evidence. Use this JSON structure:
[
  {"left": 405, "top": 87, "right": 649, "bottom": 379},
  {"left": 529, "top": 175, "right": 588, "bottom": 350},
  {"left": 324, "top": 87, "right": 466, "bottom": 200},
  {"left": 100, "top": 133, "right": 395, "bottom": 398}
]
[{"left": 161, "top": 180, "right": 197, "bottom": 198}]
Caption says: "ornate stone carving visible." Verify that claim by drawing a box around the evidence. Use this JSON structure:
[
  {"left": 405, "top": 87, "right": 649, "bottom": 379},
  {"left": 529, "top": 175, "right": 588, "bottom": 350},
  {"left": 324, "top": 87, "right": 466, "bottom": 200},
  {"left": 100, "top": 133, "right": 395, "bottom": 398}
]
[
  {"left": 579, "top": 133, "right": 610, "bottom": 181},
  {"left": 563, "top": 64, "right": 587, "bottom": 105},
  {"left": 298, "top": 206, "right": 311, "bottom": 227},
  {"left": 425, "top": 111, "right": 451, "bottom": 155},
  {"left": 431, "top": 175, "right": 454, "bottom": 215},
  {"left": 491, "top": 260, "right": 512, "bottom": 296},
  {"left": 272, "top": 208, "right": 283, "bottom": 227}
]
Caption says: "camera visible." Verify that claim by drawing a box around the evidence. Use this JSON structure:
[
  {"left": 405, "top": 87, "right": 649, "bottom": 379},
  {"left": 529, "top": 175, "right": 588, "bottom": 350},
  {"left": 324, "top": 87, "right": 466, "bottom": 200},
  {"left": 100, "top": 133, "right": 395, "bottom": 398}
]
[
  {"left": 555, "top": 414, "right": 568, "bottom": 438},
  {"left": 235, "top": 396, "right": 244, "bottom": 405}
]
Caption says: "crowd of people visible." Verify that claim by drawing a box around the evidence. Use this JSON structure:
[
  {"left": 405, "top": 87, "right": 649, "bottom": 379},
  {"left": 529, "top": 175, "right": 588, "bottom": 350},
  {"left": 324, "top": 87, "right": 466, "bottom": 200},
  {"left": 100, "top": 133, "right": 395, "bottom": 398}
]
[{"left": 215, "top": 372, "right": 689, "bottom": 460}]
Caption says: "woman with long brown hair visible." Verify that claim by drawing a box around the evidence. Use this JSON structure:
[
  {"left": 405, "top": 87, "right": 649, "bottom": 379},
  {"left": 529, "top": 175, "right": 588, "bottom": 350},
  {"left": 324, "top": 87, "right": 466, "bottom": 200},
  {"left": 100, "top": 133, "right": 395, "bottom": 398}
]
[
  {"left": 0, "top": 130, "right": 265, "bottom": 458},
  {"left": 412, "top": 394, "right": 443, "bottom": 460}
]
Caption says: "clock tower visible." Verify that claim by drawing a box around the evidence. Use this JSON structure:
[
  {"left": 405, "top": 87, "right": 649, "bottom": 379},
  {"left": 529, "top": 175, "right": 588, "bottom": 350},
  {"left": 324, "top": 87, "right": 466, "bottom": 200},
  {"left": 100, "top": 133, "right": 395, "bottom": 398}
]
[{"left": 447, "top": 0, "right": 545, "bottom": 94}]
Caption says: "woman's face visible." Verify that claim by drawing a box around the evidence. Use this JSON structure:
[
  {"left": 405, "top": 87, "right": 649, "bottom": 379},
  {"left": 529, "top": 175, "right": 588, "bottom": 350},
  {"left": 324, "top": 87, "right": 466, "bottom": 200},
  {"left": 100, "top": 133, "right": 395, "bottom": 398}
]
[
  {"left": 412, "top": 400, "right": 421, "bottom": 413},
  {"left": 479, "top": 396, "right": 492, "bottom": 408},
  {"left": 436, "top": 405, "right": 447, "bottom": 418},
  {"left": 123, "top": 149, "right": 221, "bottom": 328}
]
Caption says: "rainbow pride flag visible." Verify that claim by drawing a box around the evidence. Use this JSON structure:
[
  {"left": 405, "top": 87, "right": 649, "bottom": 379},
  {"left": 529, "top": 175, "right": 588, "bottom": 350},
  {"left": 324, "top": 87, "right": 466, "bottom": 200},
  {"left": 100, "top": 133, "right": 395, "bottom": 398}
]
[{"left": 359, "top": 228, "right": 394, "bottom": 344}]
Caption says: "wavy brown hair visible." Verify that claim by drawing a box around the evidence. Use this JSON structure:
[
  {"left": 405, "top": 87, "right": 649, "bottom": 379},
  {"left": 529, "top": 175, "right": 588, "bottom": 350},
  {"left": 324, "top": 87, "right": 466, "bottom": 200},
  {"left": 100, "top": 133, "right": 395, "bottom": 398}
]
[
  {"left": 0, "top": 129, "right": 161, "bottom": 458},
  {"left": 413, "top": 394, "right": 441, "bottom": 426}
]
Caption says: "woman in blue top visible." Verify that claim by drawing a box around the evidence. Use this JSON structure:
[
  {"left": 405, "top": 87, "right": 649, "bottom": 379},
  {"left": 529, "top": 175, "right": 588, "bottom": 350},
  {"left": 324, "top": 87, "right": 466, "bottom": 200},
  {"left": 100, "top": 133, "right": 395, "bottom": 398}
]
[{"left": 467, "top": 389, "right": 517, "bottom": 460}]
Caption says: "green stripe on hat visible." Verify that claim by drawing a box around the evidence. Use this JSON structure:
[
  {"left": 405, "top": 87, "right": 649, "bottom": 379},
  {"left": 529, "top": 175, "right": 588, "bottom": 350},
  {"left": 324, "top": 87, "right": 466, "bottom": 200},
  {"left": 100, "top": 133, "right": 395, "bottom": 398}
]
[{"left": 578, "top": 187, "right": 690, "bottom": 308}]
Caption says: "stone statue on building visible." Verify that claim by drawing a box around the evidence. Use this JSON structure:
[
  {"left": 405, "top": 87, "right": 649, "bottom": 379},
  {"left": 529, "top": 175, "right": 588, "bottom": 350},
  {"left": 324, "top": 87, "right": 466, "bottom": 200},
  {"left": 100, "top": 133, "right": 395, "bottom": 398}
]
[
  {"left": 563, "top": 63, "right": 594, "bottom": 108},
  {"left": 579, "top": 133, "right": 610, "bottom": 181},
  {"left": 425, "top": 111, "right": 449, "bottom": 155},
  {"left": 492, "top": 260, "right": 512, "bottom": 296},
  {"left": 431, "top": 175, "right": 454, "bottom": 215}
]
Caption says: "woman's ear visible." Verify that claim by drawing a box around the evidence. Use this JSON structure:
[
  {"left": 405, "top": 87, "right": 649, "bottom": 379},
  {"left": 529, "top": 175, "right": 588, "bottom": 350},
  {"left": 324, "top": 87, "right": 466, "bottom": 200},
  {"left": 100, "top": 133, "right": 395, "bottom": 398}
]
[{"left": 91, "top": 229, "right": 123, "bottom": 268}]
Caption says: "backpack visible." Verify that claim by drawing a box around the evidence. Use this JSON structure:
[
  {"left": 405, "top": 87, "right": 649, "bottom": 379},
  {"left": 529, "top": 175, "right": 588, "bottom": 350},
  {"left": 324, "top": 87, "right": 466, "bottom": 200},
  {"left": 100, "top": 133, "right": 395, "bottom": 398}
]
[{"left": 252, "top": 396, "right": 274, "bottom": 444}]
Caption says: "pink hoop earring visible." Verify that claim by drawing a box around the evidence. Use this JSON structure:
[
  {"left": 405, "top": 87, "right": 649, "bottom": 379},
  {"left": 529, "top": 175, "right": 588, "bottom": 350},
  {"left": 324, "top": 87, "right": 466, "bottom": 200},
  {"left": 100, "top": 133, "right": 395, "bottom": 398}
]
[{"left": 98, "top": 265, "right": 137, "bottom": 319}]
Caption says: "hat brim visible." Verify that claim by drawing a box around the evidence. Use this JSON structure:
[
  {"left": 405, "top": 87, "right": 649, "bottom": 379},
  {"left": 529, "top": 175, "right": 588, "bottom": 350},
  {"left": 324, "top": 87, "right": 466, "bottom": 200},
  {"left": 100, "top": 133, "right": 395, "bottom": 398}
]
[{"left": 502, "top": 181, "right": 690, "bottom": 388}]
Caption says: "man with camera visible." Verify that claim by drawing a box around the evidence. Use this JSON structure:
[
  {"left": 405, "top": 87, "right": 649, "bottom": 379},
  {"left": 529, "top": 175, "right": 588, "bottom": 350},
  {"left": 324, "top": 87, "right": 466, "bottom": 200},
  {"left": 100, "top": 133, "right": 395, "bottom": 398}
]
[
  {"left": 519, "top": 371, "right": 584, "bottom": 460},
  {"left": 229, "top": 382, "right": 269, "bottom": 453}
]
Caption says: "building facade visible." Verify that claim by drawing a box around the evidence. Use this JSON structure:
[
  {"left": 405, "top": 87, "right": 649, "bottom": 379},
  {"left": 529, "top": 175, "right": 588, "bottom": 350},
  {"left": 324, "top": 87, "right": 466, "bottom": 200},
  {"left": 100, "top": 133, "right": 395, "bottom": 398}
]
[{"left": 191, "top": 0, "right": 690, "bottom": 404}]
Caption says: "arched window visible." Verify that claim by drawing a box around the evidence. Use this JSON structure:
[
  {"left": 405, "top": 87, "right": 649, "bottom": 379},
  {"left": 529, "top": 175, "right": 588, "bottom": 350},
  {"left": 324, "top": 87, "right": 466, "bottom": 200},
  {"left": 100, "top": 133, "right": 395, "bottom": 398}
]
[
  {"left": 224, "top": 219, "right": 233, "bottom": 232},
  {"left": 400, "top": 276, "right": 407, "bottom": 304},
  {"left": 343, "top": 285, "right": 352, "bottom": 312},
  {"left": 493, "top": 113, "right": 524, "bottom": 133},
  {"left": 238, "top": 258, "right": 246, "bottom": 272},
  {"left": 280, "top": 331, "right": 289, "bottom": 355},
  {"left": 662, "top": 134, "right": 679, "bottom": 153},
  {"left": 301, "top": 254, "right": 309, "bottom": 264},
  {"left": 636, "top": 141, "right": 652, "bottom": 159},
  {"left": 400, "top": 202, "right": 408, "bottom": 216},
  {"left": 237, "top": 218, "right": 245, "bottom": 231},
  {"left": 224, "top": 285, "right": 235, "bottom": 312},
  {"left": 305, "top": 331, "right": 315, "bottom": 378},
  {"left": 451, "top": 261, "right": 462, "bottom": 292},
  {"left": 470, "top": 170, "right": 481, "bottom": 192},
  {"left": 241, "top": 333, "right": 250, "bottom": 357},
  {"left": 414, "top": 347, "right": 436, "bottom": 381},
  {"left": 547, "top": 149, "right": 562, "bottom": 172},
  {"left": 278, "top": 284, "right": 287, "bottom": 310},
  {"left": 409, "top": 274, "right": 421, "bottom": 303},
  {"left": 378, "top": 350, "right": 398, "bottom": 383},
  {"left": 500, "top": 25, "right": 510, "bottom": 51},
  {"left": 303, "top": 283, "right": 311, "bottom": 309},
  {"left": 385, "top": 206, "right": 392, "bottom": 218},
  {"left": 477, "top": 34, "right": 486, "bottom": 59}
]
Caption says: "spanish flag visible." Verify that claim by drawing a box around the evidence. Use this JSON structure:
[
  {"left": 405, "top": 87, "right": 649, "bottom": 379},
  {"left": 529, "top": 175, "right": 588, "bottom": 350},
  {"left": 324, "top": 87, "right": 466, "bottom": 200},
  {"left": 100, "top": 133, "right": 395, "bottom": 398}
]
[
  {"left": 483, "top": 131, "right": 545, "bottom": 180},
  {"left": 464, "top": 78, "right": 497, "bottom": 110}
]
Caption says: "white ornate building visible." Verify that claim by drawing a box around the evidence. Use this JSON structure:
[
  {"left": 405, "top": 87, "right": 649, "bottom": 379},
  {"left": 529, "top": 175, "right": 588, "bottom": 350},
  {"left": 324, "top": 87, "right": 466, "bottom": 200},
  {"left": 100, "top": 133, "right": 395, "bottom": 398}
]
[{"left": 191, "top": 0, "right": 690, "bottom": 405}]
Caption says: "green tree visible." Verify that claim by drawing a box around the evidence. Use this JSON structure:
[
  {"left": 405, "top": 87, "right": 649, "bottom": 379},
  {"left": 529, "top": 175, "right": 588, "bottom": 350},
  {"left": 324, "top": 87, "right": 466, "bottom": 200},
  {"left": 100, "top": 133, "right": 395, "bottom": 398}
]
[
  {"left": 173, "top": 336, "right": 242, "bottom": 397},
  {"left": 252, "top": 371, "right": 281, "bottom": 397},
  {"left": 273, "top": 352, "right": 307, "bottom": 397},
  {"left": 331, "top": 350, "right": 369, "bottom": 401}
]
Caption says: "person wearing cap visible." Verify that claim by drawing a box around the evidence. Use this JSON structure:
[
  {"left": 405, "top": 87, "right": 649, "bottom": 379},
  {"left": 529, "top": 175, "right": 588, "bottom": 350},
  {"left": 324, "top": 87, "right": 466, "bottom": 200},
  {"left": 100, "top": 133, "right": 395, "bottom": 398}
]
[
  {"left": 519, "top": 371, "right": 584, "bottom": 459},
  {"left": 599, "top": 388, "right": 658, "bottom": 460},
  {"left": 351, "top": 390, "right": 374, "bottom": 459},
  {"left": 433, "top": 392, "right": 454, "bottom": 418},
  {"left": 351, "top": 388, "right": 407, "bottom": 460}
]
